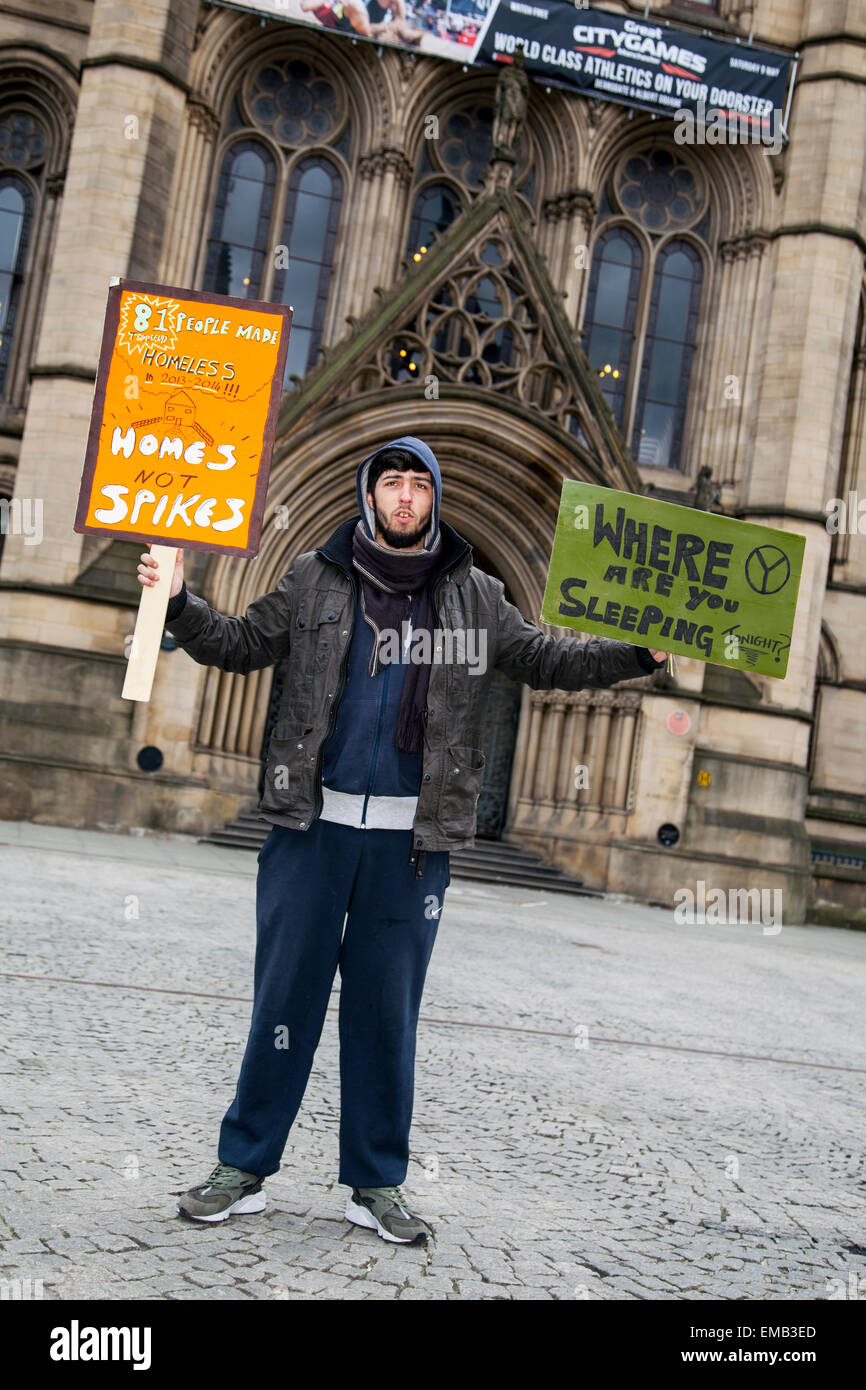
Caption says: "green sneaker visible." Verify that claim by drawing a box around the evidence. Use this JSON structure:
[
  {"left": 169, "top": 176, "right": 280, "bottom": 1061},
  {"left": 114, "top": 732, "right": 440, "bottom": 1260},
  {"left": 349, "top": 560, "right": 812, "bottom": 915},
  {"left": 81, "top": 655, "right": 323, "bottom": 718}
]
[
  {"left": 177, "top": 1162, "right": 266, "bottom": 1223},
  {"left": 346, "top": 1185, "right": 433, "bottom": 1245}
]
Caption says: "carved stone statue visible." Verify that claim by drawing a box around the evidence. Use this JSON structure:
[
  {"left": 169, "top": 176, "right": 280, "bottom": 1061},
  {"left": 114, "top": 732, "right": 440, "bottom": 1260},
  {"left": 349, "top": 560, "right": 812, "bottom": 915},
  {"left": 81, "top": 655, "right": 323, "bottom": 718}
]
[
  {"left": 693, "top": 465, "right": 720, "bottom": 512},
  {"left": 492, "top": 44, "right": 528, "bottom": 159}
]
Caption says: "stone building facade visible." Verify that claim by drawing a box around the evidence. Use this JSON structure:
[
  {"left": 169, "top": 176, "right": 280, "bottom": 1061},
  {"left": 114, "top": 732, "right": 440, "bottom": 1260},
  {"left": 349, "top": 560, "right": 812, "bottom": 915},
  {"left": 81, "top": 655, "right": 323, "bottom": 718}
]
[{"left": 0, "top": 0, "right": 864, "bottom": 924}]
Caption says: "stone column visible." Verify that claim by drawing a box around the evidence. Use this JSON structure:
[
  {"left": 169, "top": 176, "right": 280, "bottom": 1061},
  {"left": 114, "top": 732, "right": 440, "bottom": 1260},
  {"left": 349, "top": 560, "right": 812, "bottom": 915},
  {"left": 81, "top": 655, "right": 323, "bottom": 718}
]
[
  {"left": 831, "top": 340, "right": 866, "bottom": 586},
  {"left": 538, "top": 194, "right": 567, "bottom": 291},
  {"left": 562, "top": 192, "right": 597, "bottom": 334},
  {"left": 555, "top": 700, "right": 580, "bottom": 804},
  {"left": 728, "top": 235, "right": 770, "bottom": 491},
  {"left": 588, "top": 693, "right": 614, "bottom": 809},
  {"left": 539, "top": 696, "right": 567, "bottom": 819},
  {"left": 691, "top": 234, "right": 769, "bottom": 498},
  {"left": 159, "top": 97, "right": 220, "bottom": 288},
  {"left": 532, "top": 693, "right": 561, "bottom": 819},
  {"left": 342, "top": 147, "right": 412, "bottom": 324},
  {"left": 573, "top": 697, "right": 591, "bottom": 809},
  {"left": 520, "top": 695, "right": 545, "bottom": 802},
  {"left": 744, "top": 134, "right": 864, "bottom": 715},
  {"left": 612, "top": 693, "right": 641, "bottom": 809}
]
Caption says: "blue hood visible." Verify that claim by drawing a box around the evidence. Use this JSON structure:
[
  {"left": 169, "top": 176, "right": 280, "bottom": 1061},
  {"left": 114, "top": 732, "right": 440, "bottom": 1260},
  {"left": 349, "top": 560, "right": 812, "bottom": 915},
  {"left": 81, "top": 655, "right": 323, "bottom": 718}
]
[{"left": 356, "top": 436, "right": 442, "bottom": 550}]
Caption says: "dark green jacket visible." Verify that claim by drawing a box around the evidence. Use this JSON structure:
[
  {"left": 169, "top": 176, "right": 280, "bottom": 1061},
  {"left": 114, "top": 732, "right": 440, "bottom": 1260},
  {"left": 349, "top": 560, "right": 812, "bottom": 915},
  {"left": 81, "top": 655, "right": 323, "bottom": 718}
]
[{"left": 166, "top": 516, "right": 660, "bottom": 853}]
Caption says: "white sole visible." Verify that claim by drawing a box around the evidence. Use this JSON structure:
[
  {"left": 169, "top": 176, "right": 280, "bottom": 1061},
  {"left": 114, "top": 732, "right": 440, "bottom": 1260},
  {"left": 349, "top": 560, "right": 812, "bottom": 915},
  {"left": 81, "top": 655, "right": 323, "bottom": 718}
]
[
  {"left": 179, "top": 1189, "right": 266, "bottom": 1223},
  {"left": 345, "top": 1196, "right": 420, "bottom": 1244}
]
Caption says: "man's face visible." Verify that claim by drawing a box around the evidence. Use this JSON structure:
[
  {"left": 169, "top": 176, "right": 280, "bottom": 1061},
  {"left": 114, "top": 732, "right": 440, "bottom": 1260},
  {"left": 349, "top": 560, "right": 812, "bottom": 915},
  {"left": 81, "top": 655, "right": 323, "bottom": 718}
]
[{"left": 367, "top": 468, "right": 434, "bottom": 550}]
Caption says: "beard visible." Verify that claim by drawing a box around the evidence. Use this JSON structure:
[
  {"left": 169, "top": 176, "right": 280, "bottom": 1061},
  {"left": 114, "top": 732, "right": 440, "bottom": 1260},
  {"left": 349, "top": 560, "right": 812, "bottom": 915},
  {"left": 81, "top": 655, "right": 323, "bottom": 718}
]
[{"left": 374, "top": 501, "right": 430, "bottom": 549}]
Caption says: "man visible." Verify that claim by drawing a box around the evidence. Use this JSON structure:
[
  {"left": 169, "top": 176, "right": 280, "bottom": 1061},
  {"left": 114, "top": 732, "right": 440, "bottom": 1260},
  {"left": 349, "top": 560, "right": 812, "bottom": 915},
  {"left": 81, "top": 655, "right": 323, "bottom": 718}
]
[{"left": 138, "top": 436, "right": 666, "bottom": 1245}]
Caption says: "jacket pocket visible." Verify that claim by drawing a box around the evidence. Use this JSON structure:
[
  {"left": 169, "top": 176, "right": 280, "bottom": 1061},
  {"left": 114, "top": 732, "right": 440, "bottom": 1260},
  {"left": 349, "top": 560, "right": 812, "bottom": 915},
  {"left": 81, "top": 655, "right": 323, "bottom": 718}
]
[
  {"left": 262, "top": 720, "right": 315, "bottom": 805},
  {"left": 295, "top": 591, "right": 348, "bottom": 674},
  {"left": 440, "top": 745, "right": 487, "bottom": 835}
]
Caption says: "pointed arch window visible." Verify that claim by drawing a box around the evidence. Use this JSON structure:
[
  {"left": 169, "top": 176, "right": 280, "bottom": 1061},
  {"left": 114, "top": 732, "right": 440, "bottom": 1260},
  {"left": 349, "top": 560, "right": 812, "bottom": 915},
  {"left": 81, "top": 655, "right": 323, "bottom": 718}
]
[
  {"left": 632, "top": 241, "right": 702, "bottom": 469},
  {"left": 204, "top": 140, "right": 275, "bottom": 299},
  {"left": 272, "top": 155, "right": 342, "bottom": 384},
  {"left": 0, "top": 108, "right": 50, "bottom": 400},
  {"left": 0, "top": 175, "right": 32, "bottom": 394},
  {"left": 584, "top": 146, "right": 708, "bottom": 472},
  {"left": 202, "top": 58, "right": 348, "bottom": 387},
  {"left": 582, "top": 227, "right": 642, "bottom": 426},
  {"left": 407, "top": 183, "right": 462, "bottom": 261}
]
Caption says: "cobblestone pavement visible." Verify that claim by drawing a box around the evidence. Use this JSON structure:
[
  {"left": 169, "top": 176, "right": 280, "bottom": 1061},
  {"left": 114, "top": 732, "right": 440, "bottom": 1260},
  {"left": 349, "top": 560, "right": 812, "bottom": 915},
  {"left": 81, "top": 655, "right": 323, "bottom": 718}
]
[{"left": 1, "top": 821, "right": 864, "bottom": 1302}]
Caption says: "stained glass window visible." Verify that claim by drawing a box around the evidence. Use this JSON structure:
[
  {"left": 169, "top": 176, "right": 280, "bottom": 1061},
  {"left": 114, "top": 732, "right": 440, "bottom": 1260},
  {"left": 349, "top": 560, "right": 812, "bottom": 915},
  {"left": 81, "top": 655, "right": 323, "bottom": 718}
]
[
  {"left": 616, "top": 150, "right": 701, "bottom": 233},
  {"left": 272, "top": 156, "right": 342, "bottom": 385},
  {"left": 407, "top": 183, "right": 462, "bottom": 260},
  {"left": 583, "top": 227, "right": 642, "bottom": 425},
  {"left": 0, "top": 111, "right": 46, "bottom": 395},
  {"left": 632, "top": 241, "right": 703, "bottom": 469},
  {"left": 204, "top": 141, "right": 275, "bottom": 299},
  {"left": 0, "top": 177, "right": 31, "bottom": 393},
  {"left": 248, "top": 60, "right": 338, "bottom": 146},
  {"left": 0, "top": 112, "right": 46, "bottom": 170},
  {"left": 440, "top": 107, "right": 495, "bottom": 189}
]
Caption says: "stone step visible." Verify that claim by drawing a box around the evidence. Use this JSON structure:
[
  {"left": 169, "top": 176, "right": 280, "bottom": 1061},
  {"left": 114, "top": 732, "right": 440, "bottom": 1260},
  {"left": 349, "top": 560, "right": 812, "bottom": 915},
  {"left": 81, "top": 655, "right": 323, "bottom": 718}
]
[
  {"left": 450, "top": 860, "right": 600, "bottom": 897},
  {"left": 201, "top": 817, "right": 595, "bottom": 896}
]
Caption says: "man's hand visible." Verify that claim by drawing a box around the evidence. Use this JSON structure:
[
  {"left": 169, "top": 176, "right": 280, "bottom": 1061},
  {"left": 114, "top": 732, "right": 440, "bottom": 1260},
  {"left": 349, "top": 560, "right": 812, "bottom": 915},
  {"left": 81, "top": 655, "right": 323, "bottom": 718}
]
[
  {"left": 649, "top": 649, "right": 666, "bottom": 663},
  {"left": 137, "top": 548, "right": 184, "bottom": 599}
]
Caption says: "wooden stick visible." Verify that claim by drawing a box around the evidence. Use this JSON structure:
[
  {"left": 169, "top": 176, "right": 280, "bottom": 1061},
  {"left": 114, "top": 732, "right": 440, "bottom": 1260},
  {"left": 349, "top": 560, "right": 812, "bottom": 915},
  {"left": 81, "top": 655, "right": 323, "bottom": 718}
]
[{"left": 122, "top": 544, "right": 177, "bottom": 702}]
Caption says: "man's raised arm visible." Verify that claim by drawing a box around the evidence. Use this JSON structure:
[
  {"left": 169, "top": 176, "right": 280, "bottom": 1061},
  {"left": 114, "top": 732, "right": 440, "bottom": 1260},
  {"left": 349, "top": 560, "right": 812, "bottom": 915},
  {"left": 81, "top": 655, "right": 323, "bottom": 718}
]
[
  {"left": 491, "top": 581, "right": 665, "bottom": 690},
  {"left": 137, "top": 549, "right": 293, "bottom": 676}
]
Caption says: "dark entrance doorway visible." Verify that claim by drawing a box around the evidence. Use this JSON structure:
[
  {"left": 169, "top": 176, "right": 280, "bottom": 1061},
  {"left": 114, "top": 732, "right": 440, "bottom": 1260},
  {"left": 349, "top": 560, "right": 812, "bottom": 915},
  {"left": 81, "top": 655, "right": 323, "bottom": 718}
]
[{"left": 259, "top": 535, "right": 523, "bottom": 837}]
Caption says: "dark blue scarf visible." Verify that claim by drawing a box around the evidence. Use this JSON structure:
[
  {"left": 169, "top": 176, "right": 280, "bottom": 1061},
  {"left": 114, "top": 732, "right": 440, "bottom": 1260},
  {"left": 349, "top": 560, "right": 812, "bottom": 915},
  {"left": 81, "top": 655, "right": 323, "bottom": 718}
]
[{"left": 351, "top": 521, "right": 441, "bottom": 754}]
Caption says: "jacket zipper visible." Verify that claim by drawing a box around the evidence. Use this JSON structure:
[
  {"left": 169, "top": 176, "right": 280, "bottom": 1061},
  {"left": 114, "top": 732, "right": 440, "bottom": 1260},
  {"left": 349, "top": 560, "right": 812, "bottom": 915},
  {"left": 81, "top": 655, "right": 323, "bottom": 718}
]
[
  {"left": 360, "top": 662, "right": 391, "bottom": 829},
  {"left": 420, "top": 572, "right": 449, "bottom": 755},
  {"left": 311, "top": 571, "right": 357, "bottom": 825},
  {"left": 308, "top": 534, "right": 469, "bottom": 828}
]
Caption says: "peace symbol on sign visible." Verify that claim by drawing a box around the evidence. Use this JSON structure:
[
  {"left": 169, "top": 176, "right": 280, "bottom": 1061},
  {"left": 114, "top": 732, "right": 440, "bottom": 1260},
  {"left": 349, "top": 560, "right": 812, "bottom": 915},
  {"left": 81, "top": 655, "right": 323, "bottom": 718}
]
[{"left": 744, "top": 545, "right": 791, "bottom": 596}]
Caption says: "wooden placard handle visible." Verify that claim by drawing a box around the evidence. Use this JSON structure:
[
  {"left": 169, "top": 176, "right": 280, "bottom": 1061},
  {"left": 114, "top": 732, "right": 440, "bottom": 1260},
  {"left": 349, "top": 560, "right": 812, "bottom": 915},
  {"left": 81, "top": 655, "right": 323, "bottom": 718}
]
[{"left": 122, "top": 544, "right": 177, "bottom": 702}]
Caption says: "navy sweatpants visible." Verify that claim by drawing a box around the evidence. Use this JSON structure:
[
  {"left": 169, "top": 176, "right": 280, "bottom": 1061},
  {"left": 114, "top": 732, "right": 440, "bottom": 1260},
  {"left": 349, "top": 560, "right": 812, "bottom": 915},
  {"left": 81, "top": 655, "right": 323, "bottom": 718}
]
[{"left": 218, "top": 818, "right": 450, "bottom": 1188}]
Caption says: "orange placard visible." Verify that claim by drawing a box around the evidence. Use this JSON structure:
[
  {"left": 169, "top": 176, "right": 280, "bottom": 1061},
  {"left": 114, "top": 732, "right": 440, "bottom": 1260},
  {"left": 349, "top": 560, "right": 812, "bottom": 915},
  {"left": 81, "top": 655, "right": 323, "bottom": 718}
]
[{"left": 74, "top": 280, "right": 292, "bottom": 557}]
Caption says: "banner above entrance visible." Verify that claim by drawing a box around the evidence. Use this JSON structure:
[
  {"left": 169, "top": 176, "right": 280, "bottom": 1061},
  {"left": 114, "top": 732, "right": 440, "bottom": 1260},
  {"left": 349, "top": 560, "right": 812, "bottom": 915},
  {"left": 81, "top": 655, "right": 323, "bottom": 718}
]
[{"left": 217, "top": 1, "right": 795, "bottom": 141}]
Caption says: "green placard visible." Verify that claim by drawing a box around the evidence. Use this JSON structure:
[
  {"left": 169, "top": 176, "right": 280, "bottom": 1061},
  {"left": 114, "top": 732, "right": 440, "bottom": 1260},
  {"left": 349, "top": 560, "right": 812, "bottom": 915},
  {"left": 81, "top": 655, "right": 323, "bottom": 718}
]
[{"left": 540, "top": 482, "right": 806, "bottom": 679}]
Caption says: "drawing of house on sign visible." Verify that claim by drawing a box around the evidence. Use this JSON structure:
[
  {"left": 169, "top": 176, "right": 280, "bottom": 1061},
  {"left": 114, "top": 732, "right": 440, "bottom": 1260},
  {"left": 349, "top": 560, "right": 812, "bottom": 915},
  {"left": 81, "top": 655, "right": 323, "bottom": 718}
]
[{"left": 134, "top": 391, "right": 214, "bottom": 446}]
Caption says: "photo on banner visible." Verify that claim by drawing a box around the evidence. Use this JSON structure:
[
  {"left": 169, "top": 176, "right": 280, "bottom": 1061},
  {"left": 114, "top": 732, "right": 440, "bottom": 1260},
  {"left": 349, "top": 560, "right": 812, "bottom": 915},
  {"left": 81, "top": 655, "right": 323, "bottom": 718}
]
[{"left": 224, "top": 0, "right": 494, "bottom": 63}]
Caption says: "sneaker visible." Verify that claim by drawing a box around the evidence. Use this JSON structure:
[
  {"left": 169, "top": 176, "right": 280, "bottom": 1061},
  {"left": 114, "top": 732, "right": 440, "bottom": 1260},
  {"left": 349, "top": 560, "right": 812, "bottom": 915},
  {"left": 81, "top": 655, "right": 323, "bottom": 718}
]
[
  {"left": 345, "top": 1185, "right": 433, "bottom": 1245},
  {"left": 177, "top": 1162, "right": 266, "bottom": 1223}
]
